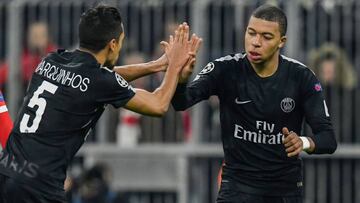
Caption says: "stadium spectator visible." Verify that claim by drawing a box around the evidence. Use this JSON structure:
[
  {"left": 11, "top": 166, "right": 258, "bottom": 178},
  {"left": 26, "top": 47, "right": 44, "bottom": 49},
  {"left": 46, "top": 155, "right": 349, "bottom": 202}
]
[
  {"left": 0, "top": 22, "right": 57, "bottom": 92},
  {"left": 172, "top": 4, "right": 337, "bottom": 203},
  {"left": 308, "top": 43, "right": 357, "bottom": 90},
  {"left": 308, "top": 43, "right": 357, "bottom": 142},
  {"left": 0, "top": 5, "right": 201, "bottom": 203},
  {"left": 78, "top": 163, "right": 115, "bottom": 203}
]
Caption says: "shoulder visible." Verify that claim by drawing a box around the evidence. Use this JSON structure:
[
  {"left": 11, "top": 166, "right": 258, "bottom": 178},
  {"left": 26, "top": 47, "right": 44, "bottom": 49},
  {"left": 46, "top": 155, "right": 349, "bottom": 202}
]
[
  {"left": 281, "top": 55, "right": 321, "bottom": 93},
  {"left": 280, "top": 55, "right": 315, "bottom": 76},
  {"left": 45, "top": 49, "right": 69, "bottom": 61},
  {"left": 98, "top": 66, "right": 134, "bottom": 91},
  {"left": 281, "top": 55, "right": 307, "bottom": 68},
  {"left": 201, "top": 53, "right": 246, "bottom": 74},
  {"left": 99, "top": 66, "right": 128, "bottom": 85},
  {"left": 214, "top": 53, "right": 246, "bottom": 63},
  {"left": 213, "top": 53, "right": 247, "bottom": 69}
]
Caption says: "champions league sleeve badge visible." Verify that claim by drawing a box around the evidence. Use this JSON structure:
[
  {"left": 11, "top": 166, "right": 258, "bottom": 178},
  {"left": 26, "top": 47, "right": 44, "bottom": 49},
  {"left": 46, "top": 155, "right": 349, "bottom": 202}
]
[
  {"left": 115, "top": 73, "right": 129, "bottom": 88},
  {"left": 199, "top": 62, "right": 215, "bottom": 75},
  {"left": 314, "top": 83, "right": 322, "bottom": 92},
  {"left": 193, "top": 62, "right": 215, "bottom": 81}
]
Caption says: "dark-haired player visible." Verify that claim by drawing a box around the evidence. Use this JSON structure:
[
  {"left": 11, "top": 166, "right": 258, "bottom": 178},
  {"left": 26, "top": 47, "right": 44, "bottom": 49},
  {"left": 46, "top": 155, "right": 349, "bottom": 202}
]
[
  {"left": 0, "top": 5, "right": 201, "bottom": 203},
  {"left": 173, "top": 4, "right": 337, "bottom": 203}
]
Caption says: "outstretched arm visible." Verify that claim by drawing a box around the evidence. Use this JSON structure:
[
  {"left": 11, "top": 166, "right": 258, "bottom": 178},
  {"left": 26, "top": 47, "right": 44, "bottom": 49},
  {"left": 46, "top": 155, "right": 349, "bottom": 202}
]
[
  {"left": 125, "top": 23, "right": 200, "bottom": 116},
  {"left": 171, "top": 34, "right": 206, "bottom": 111},
  {"left": 113, "top": 54, "right": 168, "bottom": 82},
  {"left": 178, "top": 33, "right": 202, "bottom": 84}
]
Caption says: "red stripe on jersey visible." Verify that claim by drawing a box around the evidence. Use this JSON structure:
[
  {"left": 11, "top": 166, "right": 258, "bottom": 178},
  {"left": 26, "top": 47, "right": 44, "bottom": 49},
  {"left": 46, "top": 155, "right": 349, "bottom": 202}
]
[{"left": 0, "top": 100, "right": 13, "bottom": 148}]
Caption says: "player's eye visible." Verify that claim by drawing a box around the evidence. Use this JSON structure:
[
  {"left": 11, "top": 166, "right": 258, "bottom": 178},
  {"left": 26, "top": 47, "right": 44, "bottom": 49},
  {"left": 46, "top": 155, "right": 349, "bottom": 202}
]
[
  {"left": 248, "top": 30, "right": 256, "bottom": 36},
  {"left": 263, "top": 35, "right": 273, "bottom": 40}
]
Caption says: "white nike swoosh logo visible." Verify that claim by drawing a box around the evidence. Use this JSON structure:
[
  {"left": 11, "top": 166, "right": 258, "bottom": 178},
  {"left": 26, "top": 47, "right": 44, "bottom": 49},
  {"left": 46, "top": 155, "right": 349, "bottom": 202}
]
[{"left": 235, "top": 98, "right": 252, "bottom": 104}]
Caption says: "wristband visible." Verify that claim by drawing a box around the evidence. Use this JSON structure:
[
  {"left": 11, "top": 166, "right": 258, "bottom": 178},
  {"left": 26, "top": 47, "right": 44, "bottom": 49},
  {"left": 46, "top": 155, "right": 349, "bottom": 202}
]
[{"left": 299, "top": 136, "right": 310, "bottom": 150}]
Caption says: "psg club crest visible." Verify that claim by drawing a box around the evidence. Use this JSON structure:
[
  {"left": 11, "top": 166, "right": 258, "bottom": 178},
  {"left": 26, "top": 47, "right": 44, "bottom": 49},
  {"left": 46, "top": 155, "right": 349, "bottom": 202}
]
[{"left": 280, "top": 97, "right": 295, "bottom": 113}]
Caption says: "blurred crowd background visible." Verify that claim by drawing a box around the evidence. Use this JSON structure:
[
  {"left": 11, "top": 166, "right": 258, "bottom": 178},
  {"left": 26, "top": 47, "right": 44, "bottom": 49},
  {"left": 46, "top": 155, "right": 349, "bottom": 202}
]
[{"left": 0, "top": 0, "right": 360, "bottom": 202}]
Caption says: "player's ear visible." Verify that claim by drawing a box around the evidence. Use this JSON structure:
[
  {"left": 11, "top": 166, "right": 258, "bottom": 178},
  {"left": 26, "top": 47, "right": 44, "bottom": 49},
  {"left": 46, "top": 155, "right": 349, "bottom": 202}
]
[
  {"left": 109, "top": 39, "right": 117, "bottom": 52},
  {"left": 278, "top": 36, "right": 287, "bottom": 49}
]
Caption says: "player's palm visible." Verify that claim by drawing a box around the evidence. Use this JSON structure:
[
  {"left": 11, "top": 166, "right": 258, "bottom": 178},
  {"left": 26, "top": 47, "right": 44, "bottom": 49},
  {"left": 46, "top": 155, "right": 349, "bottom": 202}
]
[
  {"left": 179, "top": 34, "right": 202, "bottom": 83},
  {"left": 161, "top": 23, "right": 193, "bottom": 73}
]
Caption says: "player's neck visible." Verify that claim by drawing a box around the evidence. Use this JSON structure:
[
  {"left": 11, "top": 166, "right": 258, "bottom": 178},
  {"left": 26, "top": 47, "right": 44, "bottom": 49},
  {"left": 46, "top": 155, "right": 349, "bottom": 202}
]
[
  {"left": 78, "top": 47, "right": 107, "bottom": 65},
  {"left": 251, "top": 53, "right": 279, "bottom": 78}
]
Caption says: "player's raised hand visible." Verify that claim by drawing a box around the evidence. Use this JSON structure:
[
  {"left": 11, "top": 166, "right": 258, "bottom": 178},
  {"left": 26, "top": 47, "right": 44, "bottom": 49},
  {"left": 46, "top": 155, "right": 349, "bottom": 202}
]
[
  {"left": 282, "top": 127, "right": 303, "bottom": 157},
  {"left": 179, "top": 33, "right": 203, "bottom": 83},
  {"left": 160, "top": 23, "right": 193, "bottom": 73}
]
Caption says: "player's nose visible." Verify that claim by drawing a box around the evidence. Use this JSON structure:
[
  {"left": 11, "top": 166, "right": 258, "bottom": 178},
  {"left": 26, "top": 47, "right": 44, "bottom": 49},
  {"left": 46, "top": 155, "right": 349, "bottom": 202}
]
[{"left": 251, "top": 35, "right": 261, "bottom": 47}]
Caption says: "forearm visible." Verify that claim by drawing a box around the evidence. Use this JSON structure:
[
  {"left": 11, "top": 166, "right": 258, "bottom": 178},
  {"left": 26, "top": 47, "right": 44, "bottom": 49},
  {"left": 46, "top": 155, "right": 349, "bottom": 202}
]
[
  {"left": 124, "top": 67, "right": 180, "bottom": 117},
  {"left": 152, "top": 66, "right": 180, "bottom": 113},
  {"left": 172, "top": 83, "right": 191, "bottom": 111},
  {"left": 172, "top": 82, "right": 209, "bottom": 111},
  {"left": 113, "top": 60, "right": 165, "bottom": 82},
  {"left": 307, "top": 130, "right": 337, "bottom": 154}
]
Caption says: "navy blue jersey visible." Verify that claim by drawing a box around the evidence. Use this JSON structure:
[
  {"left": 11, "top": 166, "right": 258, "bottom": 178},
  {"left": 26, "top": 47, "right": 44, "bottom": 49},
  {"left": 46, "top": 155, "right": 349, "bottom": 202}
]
[
  {"left": 172, "top": 53, "right": 336, "bottom": 196},
  {"left": 0, "top": 50, "right": 135, "bottom": 201}
]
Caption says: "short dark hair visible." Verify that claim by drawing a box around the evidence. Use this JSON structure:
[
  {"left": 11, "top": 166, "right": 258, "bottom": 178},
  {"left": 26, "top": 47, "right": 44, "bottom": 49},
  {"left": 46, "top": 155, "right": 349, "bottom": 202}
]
[
  {"left": 251, "top": 4, "right": 287, "bottom": 36},
  {"left": 79, "top": 5, "right": 123, "bottom": 53}
]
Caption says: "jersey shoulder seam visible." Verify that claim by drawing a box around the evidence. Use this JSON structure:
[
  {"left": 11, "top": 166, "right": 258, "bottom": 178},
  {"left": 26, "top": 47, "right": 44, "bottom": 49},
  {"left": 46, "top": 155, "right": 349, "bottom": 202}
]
[
  {"left": 214, "top": 53, "right": 246, "bottom": 62},
  {"left": 281, "top": 55, "right": 317, "bottom": 75},
  {"left": 281, "top": 55, "right": 307, "bottom": 68}
]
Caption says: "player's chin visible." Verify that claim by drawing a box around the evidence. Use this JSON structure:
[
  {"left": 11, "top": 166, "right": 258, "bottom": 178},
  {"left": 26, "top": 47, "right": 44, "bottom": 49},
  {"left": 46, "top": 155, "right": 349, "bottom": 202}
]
[
  {"left": 250, "top": 59, "right": 263, "bottom": 64},
  {"left": 247, "top": 56, "right": 263, "bottom": 64}
]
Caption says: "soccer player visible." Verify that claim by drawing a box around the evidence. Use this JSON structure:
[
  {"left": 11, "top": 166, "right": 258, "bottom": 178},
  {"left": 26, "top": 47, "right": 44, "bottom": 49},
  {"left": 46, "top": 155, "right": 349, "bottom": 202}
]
[
  {"left": 0, "top": 91, "right": 12, "bottom": 148},
  {"left": 172, "top": 4, "right": 337, "bottom": 203},
  {"left": 0, "top": 5, "right": 201, "bottom": 203}
]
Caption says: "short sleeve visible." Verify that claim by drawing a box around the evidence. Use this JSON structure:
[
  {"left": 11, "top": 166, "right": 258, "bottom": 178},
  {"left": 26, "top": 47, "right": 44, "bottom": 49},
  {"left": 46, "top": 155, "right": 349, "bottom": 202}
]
[{"left": 95, "top": 70, "right": 135, "bottom": 108}]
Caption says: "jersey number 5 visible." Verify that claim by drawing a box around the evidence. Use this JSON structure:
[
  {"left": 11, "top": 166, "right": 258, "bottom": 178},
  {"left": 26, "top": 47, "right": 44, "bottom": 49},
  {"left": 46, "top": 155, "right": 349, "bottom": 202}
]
[{"left": 20, "top": 81, "right": 58, "bottom": 133}]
